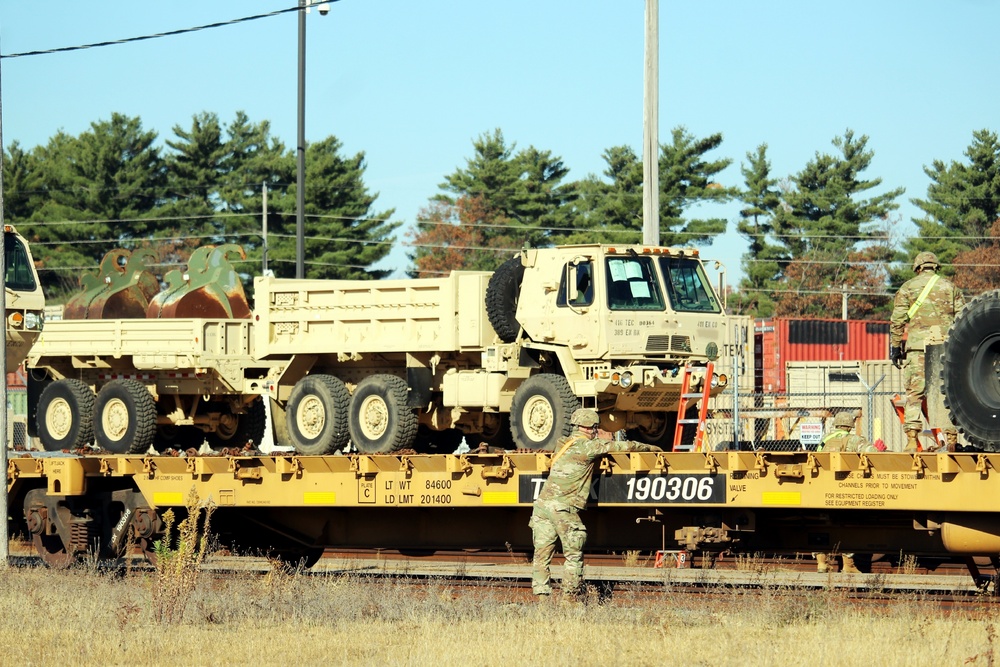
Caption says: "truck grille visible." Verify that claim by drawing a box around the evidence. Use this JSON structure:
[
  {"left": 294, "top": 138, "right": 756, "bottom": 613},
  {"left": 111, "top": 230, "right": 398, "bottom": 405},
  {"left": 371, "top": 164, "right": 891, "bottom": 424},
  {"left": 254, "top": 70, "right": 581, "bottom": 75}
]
[{"left": 646, "top": 335, "right": 691, "bottom": 353}]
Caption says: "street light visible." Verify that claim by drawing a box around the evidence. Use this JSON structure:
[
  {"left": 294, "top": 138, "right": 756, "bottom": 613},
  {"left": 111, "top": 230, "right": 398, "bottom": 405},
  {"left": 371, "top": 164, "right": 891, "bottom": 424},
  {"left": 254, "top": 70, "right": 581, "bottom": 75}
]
[{"left": 296, "top": 1, "right": 333, "bottom": 279}]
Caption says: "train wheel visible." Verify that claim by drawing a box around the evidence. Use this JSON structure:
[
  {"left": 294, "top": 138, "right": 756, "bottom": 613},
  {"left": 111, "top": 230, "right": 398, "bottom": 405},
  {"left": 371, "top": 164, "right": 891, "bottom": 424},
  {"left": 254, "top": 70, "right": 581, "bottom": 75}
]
[
  {"left": 348, "top": 374, "right": 418, "bottom": 453},
  {"left": 94, "top": 380, "right": 157, "bottom": 454},
  {"left": 207, "top": 398, "right": 267, "bottom": 450},
  {"left": 510, "top": 374, "right": 579, "bottom": 451},
  {"left": 943, "top": 289, "right": 1000, "bottom": 451},
  {"left": 37, "top": 378, "right": 95, "bottom": 451},
  {"left": 287, "top": 375, "right": 350, "bottom": 455}
]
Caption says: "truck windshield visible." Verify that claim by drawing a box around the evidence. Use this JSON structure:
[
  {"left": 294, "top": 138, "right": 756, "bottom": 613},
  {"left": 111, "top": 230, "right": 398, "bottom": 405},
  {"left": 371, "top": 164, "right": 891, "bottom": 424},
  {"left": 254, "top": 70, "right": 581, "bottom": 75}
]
[
  {"left": 5, "top": 233, "right": 37, "bottom": 292},
  {"left": 658, "top": 256, "right": 721, "bottom": 313},
  {"left": 605, "top": 256, "right": 664, "bottom": 311}
]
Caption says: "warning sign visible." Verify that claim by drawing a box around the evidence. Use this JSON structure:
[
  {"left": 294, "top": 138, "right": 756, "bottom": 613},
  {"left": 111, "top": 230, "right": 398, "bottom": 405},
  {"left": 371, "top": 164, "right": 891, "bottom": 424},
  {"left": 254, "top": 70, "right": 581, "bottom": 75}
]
[{"left": 799, "top": 422, "right": 824, "bottom": 446}]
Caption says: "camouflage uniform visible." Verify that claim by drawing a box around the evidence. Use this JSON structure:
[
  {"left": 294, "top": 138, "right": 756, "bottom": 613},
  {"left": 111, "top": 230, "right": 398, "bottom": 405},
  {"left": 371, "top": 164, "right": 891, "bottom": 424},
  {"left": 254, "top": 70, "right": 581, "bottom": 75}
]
[
  {"left": 530, "top": 432, "right": 660, "bottom": 596},
  {"left": 818, "top": 429, "right": 879, "bottom": 454},
  {"left": 890, "top": 262, "right": 965, "bottom": 437}
]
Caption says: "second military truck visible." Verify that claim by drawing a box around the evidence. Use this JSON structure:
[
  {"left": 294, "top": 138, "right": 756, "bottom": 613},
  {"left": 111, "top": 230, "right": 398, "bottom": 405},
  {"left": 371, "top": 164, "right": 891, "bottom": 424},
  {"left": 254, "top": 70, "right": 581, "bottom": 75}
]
[{"left": 28, "top": 244, "right": 733, "bottom": 454}]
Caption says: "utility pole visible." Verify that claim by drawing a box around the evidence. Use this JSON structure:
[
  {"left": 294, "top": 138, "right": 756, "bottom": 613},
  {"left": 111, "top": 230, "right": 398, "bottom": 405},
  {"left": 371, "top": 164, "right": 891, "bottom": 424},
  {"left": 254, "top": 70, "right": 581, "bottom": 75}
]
[
  {"left": 296, "top": 0, "right": 308, "bottom": 279},
  {"left": 642, "top": 0, "right": 659, "bottom": 245},
  {"left": 0, "top": 47, "right": 9, "bottom": 567}
]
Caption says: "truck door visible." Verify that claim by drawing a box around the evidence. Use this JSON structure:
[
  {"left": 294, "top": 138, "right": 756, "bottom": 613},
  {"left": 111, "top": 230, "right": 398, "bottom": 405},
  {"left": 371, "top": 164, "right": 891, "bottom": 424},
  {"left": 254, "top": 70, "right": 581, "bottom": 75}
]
[{"left": 550, "top": 258, "right": 602, "bottom": 356}]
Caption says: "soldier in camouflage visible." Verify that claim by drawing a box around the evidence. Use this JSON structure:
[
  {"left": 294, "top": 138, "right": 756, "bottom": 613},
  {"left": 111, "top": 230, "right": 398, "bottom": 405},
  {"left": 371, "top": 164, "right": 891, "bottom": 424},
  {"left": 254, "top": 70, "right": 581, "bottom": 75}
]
[
  {"left": 890, "top": 251, "right": 965, "bottom": 452},
  {"left": 813, "top": 411, "right": 882, "bottom": 573},
  {"left": 530, "top": 408, "right": 662, "bottom": 600},
  {"left": 817, "top": 412, "right": 885, "bottom": 454}
]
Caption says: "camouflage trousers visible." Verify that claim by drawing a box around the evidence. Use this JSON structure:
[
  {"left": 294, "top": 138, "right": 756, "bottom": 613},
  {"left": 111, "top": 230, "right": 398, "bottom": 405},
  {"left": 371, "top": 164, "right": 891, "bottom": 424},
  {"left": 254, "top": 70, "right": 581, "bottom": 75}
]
[
  {"left": 903, "top": 350, "right": 956, "bottom": 436},
  {"left": 529, "top": 500, "right": 587, "bottom": 596}
]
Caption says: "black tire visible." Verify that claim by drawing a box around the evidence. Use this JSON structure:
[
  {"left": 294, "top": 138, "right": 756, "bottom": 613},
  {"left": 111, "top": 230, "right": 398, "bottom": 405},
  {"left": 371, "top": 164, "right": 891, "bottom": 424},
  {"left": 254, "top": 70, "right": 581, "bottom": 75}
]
[
  {"left": 94, "top": 379, "right": 157, "bottom": 454},
  {"left": 510, "top": 374, "right": 580, "bottom": 451},
  {"left": 37, "top": 378, "right": 95, "bottom": 451},
  {"left": 943, "top": 289, "right": 1000, "bottom": 451},
  {"left": 207, "top": 398, "right": 267, "bottom": 450},
  {"left": 348, "top": 374, "right": 418, "bottom": 453},
  {"left": 466, "top": 413, "right": 515, "bottom": 450},
  {"left": 286, "top": 375, "right": 350, "bottom": 455},
  {"left": 485, "top": 255, "right": 525, "bottom": 343},
  {"left": 627, "top": 412, "right": 680, "bottom": 450}
]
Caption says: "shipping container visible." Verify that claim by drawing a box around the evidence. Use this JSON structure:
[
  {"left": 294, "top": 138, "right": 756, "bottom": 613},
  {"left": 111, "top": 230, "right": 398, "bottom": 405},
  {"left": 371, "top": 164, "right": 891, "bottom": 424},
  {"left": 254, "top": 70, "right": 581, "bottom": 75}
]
[{"left": 753, "top": 317, "right": 890, "bottom": 393}]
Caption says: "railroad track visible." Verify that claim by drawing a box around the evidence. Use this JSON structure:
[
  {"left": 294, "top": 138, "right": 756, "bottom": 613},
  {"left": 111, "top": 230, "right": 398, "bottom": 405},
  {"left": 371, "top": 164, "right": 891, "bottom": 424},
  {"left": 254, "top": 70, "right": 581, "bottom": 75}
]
[{"left": 9, "top": 539, "right": 997, "bottom": 606}]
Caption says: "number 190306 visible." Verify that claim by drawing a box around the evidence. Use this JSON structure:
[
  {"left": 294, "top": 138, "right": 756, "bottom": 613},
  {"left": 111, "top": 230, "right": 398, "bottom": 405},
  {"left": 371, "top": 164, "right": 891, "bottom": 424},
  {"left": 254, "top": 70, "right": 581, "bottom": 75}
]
[{"left": 624, "top": 474, "right": 717, "bottom": 502}]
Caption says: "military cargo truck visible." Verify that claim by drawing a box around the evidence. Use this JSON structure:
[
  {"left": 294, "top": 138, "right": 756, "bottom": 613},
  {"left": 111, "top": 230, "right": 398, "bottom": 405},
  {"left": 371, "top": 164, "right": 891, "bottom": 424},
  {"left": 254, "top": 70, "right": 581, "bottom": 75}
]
[
  {"left": 3, "top": 224, "right": 45, "bottom": 369},
  {"left": 28, "top": 243, "right": 732, "bottom": 455}
]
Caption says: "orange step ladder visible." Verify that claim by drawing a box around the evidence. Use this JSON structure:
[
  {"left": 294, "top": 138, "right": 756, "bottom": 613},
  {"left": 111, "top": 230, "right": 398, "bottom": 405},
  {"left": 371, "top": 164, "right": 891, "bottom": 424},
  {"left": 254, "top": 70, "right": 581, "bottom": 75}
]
[
  {"left": 891, "top": 393, "right": 939, "bottom": 452},
  {"left": 673, "top": 363, "right": 713, "bottom": 452}
]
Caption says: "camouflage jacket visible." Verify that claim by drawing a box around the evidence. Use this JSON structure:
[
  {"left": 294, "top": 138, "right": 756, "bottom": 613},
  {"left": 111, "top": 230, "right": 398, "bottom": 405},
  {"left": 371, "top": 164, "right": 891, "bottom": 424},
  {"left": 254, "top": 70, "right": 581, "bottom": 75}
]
[
  {"left": 818, "top": 429, "right": 877, "bottom": 453},
  {"left": 536, "top": 433, "right": 660, "bottom": 511},
  {"left": 890, "top": 270, "right": 965, "bottom": 350}
]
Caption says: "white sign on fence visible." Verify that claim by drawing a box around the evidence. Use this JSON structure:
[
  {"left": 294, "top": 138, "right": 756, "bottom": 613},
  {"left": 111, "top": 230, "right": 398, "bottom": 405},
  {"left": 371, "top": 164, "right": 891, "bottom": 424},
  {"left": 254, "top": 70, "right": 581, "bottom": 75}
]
[{"left": 799, "top": 421, "right": 824, "bottom": 446}]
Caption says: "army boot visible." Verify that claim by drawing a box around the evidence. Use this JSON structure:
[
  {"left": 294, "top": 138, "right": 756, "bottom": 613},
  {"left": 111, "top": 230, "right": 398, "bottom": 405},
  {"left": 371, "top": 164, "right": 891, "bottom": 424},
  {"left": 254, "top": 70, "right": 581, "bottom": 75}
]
[
  {"left": 945, "top": 432, "right": 958, "bottom": 453},
  {"left": 841, "top": 554, "right": 861, "bottom": 574},
  {"left": 815, "top": 553, "right": 828, "bottom": 573},
  {"left": 904, "top": 429, "right": 919, "bottom": 453}
]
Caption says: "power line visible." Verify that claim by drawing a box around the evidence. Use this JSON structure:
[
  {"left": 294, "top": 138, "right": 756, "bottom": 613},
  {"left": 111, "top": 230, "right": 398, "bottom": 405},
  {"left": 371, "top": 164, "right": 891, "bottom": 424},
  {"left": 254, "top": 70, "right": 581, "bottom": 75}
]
[{"left": 0, "top": 5, "right": 301, "bottom": 60}]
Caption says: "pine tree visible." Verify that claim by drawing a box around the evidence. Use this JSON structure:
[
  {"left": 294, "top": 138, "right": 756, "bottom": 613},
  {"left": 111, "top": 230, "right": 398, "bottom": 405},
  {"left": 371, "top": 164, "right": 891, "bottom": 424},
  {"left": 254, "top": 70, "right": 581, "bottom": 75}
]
[{"left": 734, "top": 144, "right": 783, "bottom": 316}]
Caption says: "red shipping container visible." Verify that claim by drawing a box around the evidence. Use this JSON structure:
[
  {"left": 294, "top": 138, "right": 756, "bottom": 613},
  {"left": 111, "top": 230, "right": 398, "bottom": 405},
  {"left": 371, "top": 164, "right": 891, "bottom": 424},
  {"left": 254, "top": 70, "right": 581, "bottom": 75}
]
[{"left": 753, "top": 318, "right": 890, "bottom": 393}]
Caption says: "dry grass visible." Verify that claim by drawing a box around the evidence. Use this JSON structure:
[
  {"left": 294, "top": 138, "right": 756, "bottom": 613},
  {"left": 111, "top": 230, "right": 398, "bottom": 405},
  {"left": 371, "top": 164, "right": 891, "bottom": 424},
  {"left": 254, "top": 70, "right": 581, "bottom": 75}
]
[{"left": 0, "top": 563, "right": 996, "bottom": 666}]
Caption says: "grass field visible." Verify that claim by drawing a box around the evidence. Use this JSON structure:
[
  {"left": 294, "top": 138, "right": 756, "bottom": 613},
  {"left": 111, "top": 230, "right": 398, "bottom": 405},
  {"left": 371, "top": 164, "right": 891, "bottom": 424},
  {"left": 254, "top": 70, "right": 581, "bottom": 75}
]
[{"left": 0, "top": 562, "right": 996, "bottom": 667}]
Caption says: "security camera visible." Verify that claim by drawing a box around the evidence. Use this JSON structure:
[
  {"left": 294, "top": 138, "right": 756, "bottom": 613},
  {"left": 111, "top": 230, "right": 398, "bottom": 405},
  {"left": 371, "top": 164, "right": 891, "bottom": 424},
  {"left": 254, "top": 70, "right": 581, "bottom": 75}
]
[{"left": 317, "top": 2, "right": 331, "bottom": 15}]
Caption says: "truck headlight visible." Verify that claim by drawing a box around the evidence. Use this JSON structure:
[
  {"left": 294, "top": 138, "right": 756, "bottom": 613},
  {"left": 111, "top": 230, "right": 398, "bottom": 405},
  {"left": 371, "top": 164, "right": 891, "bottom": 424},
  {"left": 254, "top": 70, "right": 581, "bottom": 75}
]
[
  {"left": 620, "top": 371, "right": 633, "bottom": 388},
  {"left": 24, "top": 312, "right": 41, "bottom": 330}
]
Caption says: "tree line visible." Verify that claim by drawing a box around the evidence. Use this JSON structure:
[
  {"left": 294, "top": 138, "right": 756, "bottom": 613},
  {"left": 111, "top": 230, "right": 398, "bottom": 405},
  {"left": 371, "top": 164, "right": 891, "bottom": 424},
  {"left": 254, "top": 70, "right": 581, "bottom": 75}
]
[{"left": 3, "top": 111, "right": 999, "bottom": 319}]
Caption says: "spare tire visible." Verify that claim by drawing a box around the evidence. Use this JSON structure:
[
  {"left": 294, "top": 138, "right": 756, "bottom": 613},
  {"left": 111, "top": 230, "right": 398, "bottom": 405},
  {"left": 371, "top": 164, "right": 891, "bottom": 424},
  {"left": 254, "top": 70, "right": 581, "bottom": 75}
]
[
  {"left": 486, "top": 255, "right": 525, "bottom": 343},
  {"left": 942, "top": 289, "right": 1000, "bottom": 451}
]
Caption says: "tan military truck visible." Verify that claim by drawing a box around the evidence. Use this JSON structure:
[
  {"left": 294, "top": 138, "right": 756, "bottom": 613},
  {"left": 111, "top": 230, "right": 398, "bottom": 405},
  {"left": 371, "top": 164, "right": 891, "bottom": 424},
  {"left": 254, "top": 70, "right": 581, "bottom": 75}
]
[
  {"left": 255, "top": 243, "right": 732, "bottom": 453},
  {"left": 3, "top": 224, "right": 46, "bottom": 369},
  {"left": 28, "top": 243, "right": 732, "bottom": 454}
]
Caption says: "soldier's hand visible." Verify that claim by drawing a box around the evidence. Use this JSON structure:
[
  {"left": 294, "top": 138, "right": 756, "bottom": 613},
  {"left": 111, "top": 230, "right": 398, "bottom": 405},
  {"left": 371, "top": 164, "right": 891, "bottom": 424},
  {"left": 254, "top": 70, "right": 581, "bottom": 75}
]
[
  {"left": 645, "top": 445, "right": 664, "bottom": 453},
  {"left": 889, "top": 346, "right": 903, "bottom": 369}
]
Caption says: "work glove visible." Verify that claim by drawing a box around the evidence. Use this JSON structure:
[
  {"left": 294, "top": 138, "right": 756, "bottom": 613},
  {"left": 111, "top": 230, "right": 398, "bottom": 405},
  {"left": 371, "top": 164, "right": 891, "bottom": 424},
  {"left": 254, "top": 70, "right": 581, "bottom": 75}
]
[
  {"left": 872, "top": 439, "right": 887, "bottom": 452},
  {"left": 889, "top": 346, "right": 903, "bottom": 369}
]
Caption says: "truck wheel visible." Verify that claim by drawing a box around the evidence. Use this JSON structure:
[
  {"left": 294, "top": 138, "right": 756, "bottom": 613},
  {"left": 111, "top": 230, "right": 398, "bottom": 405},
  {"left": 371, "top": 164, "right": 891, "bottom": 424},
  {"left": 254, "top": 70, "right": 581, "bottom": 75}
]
[
  {"left": 943, "top": 289, "right": 1000, "bottom": 451},
  {"left": 510, "top": 374, "right": 579, "bottom": 451},
  {"left": 38, "top": 379, "right": 95, "bottom": 451},
  {"left": 207, "top": 398, "right": 267, "bottom": 450},
  {"left": 287, "top": 375, "right": 350, "bottom": 455},
  {"left": 349, "top": 374, "right": 418, "bottom": 453},
  {"left": 627, "top": 412, "right": 678, "bottom": 450},
  {"left": 94, "top": 380, "right": 157, "bottom": 454},
  {"left": 485, "top": 255, "right": 524, "bottom": 343}
]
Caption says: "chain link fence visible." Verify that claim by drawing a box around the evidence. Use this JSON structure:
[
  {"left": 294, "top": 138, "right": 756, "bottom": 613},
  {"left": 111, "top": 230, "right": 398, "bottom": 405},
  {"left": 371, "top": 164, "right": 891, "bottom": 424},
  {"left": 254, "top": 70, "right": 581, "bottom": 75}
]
[{"left": 702, "top": 357, "right": 937, "bottom": 453}]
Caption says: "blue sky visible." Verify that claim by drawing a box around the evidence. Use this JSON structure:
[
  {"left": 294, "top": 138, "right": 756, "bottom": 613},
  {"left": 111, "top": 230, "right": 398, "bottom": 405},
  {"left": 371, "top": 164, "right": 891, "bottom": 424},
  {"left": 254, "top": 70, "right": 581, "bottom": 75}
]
[{"left": 2, "top": 1, "right": 998, "bottom": 284}]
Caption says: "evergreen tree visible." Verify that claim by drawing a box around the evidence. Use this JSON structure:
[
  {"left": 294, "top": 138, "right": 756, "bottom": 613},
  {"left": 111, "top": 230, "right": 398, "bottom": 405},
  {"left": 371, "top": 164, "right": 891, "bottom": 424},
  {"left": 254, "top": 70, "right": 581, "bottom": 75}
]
[
  {"left": 264, "top": 135, "right": 398, "bottom": 280},
  {"left": 734, "top": 144, "right": 782, "bottom": 316},
  {"left": 771, "top": 130, "right": 902, "bottom": 316},
  {"left": 25, "top": 114, "right": 166, "bottom": 297},
  {"left": 411, "top": 129, "right": 572, "bottom": 271},
  {"left": 657, "top": 127, "right": 736, "bottom": 247},
  {"left": 905, "top": 129, "right": 1000, "bottom": 282}
]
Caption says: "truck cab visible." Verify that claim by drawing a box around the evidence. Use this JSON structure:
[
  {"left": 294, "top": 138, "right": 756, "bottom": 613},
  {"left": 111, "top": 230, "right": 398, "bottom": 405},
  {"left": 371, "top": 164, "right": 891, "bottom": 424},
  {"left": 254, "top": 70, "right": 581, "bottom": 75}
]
[{"left": 4, "top": 225, "right": 45, "bottom": 369}]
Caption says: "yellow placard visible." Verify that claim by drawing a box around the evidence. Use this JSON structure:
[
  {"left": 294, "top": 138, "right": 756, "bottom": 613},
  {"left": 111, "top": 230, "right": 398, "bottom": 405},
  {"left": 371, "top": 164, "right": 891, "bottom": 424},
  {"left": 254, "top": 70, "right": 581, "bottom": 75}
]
[{"left": 762, "top": 491, "right": 801, "bottom": 506}]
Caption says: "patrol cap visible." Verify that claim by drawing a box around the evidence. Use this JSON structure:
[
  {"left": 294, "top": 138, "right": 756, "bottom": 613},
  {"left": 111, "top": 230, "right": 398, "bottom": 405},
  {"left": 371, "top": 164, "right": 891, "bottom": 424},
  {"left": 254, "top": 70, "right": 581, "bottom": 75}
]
[
  {"left": 570, "top": 408, "right": 600, "bottom": 427},
  {"left": 833, "top": 412, "right": 855, "bottom": 430},
  {"left": 912, "top": 251, "right": 940, "bottom": 272}
]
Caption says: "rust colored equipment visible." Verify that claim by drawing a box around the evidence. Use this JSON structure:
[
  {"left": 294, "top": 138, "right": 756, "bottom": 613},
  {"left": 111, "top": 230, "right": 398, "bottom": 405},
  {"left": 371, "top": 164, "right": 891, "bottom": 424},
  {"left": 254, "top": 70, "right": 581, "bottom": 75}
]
[
  {"left": 63, "top": 249, "right": 160, "bottom": 319},
  {"left": 146, "top": 244, "right": 250, "bottom": 319}
]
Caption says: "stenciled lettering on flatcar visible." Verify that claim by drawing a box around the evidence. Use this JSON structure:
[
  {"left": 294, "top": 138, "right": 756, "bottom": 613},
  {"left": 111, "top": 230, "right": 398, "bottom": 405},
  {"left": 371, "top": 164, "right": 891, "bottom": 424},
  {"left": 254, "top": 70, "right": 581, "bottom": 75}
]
[{"left": 518, "top": 473, "right": 725, "bottom": 504}]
